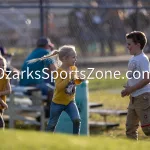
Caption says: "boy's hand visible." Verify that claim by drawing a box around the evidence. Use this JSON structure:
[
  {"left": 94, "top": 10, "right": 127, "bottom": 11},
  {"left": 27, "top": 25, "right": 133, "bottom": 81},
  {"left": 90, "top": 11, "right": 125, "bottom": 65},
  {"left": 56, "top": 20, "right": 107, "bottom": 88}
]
[{"left": 121, "top": 86, "right": 134, "bottom": 97}]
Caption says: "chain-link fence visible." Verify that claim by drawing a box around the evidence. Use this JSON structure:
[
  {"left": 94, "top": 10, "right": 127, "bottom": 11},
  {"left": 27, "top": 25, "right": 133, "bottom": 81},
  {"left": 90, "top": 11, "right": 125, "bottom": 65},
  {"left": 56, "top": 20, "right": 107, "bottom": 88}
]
[{"left": 0, "top": 0, "right": 150, "bottom": 61}]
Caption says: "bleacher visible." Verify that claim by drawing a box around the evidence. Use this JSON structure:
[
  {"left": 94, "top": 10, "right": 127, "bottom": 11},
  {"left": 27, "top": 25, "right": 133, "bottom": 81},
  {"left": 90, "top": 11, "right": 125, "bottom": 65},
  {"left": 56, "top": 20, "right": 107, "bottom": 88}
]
[
  {"left": 89, "top": 102, "right": 127, "bottom": 130},
  {"left": 3, "top": 85, "right": 128, "bottom": 132},
  {"left": 4, "top": 86, "right": 46, "bottom": 130}
]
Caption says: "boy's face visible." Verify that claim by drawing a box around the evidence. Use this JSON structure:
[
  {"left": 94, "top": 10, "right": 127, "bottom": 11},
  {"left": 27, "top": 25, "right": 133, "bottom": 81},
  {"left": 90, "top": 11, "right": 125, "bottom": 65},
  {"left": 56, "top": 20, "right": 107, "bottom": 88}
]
[{"left": 126, "top": 38, "right": 140, "bottom": 55}]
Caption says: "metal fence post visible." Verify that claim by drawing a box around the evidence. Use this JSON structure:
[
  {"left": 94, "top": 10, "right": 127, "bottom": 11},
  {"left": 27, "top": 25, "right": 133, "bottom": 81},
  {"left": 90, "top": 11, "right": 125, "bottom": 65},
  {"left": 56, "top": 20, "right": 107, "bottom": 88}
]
[{"left": 39, "top": 0, "right": 44, "bottom": 36}]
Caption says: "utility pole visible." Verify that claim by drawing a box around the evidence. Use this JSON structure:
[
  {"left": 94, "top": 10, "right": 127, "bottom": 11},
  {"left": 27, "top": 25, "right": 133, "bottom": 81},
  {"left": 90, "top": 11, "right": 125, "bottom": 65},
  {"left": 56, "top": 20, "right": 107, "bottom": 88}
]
[{"left": 39, "top": 0, "right": 44, "bottom": 36}]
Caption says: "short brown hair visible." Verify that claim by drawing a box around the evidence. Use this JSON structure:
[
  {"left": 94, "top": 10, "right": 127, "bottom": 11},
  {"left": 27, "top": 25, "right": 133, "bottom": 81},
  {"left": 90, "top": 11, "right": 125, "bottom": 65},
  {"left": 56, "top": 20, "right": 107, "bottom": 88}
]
[{"left": 126, "top": 31, "right": 147, "bottom": 50}]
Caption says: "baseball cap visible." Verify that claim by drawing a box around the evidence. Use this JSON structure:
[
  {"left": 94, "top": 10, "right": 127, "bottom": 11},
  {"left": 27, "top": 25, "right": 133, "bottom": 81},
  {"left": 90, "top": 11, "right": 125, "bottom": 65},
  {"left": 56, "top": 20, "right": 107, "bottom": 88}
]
[{"left": 36, "top": 37, "right": 54, "bottom": 48}]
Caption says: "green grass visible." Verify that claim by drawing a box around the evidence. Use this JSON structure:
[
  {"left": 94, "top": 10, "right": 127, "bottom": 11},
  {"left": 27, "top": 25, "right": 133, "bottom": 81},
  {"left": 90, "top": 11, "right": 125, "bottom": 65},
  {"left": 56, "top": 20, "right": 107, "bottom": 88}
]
[
  {"left": 88, "top": 77, "right": 127, "bottom": 91},
  {"left": 0, "top": 130, "right": 150, "bottom": 150},
  {"left": 2, "top": 67, "right": 149, "bottom": 147},
  {"left": 89, "top": 90, "right": 128, "bottom": 109}
]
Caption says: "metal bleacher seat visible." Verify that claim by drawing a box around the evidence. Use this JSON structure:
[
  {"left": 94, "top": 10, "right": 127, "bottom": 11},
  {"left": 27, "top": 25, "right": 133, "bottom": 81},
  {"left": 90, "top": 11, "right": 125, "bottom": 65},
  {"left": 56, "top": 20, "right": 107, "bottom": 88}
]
[
  {"left": 4, "top": 85, "right": 46, "bottom": 130},
  {"left": 89, "top": 121, "right": 119, "bottom": 129},
  {"left": 89, "top": 108, "right": 127, "bottom": 129},
  {"left": 90, "top": 109, "right": 127, "bottom": 122}
]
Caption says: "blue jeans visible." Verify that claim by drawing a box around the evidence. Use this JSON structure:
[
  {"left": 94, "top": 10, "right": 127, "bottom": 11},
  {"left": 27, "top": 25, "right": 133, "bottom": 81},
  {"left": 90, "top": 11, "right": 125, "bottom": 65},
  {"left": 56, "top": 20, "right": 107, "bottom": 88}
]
[{"left": 46, "top": 101, "right": 81, "bottom": 134}]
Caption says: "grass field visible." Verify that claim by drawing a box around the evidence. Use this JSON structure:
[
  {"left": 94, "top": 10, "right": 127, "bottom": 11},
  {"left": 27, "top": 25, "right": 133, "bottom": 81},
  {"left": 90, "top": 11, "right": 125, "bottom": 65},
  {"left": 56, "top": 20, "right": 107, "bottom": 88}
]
[
  {"left": 1, "top": 69, "right": 149, "bottom": 149},
  {"left": 0, "top": 130, "right": 150, "bottom": 150}
]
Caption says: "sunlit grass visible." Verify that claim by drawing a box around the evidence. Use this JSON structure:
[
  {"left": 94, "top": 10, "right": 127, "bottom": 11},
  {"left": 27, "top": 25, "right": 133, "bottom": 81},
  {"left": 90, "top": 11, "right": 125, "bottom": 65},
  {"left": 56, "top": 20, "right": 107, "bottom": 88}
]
[
  {"left": 0, "top": 130, "right": 150, "bottom": 150},
  {"left": 88, "top": 74, "right": 127, "bottom": 91}
]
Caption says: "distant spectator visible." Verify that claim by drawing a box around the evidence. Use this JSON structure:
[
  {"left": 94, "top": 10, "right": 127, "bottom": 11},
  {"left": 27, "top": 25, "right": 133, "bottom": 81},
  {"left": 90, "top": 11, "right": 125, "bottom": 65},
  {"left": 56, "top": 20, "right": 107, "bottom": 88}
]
[
  {"left": 68, "top": 8, "right": 91, "bottom": 55},
  {"left": 85, "top": 1, "right": 117, "bottom": 56},
  {"left": 19, "top": 37, "right": 56, "bottom": 118},
  {"left": 85, "top": 3, "right": 106, "bottom": 56},
  {"left": 124, "top": 1, "right": 150, "bottom": 30}
]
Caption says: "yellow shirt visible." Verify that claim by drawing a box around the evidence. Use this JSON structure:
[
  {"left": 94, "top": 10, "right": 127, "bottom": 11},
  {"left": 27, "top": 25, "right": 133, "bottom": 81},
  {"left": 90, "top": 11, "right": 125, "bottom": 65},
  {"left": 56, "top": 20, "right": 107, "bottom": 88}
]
[
  {"left": 52, "top": 66, "right": 82, "bottom": 105},
  {"left": 0, "top": 73, "right": 8, "bottom": 109}
]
